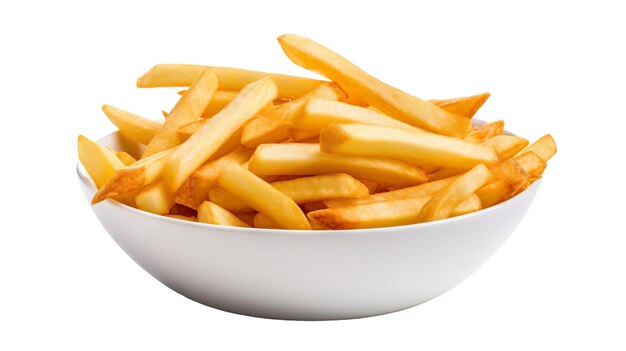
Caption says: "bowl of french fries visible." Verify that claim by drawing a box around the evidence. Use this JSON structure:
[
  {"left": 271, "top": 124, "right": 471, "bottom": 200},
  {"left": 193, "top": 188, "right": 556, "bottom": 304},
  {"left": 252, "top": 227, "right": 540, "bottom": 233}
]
[{"left": 77, "top": 34, "right": 556, "bottom": 320}]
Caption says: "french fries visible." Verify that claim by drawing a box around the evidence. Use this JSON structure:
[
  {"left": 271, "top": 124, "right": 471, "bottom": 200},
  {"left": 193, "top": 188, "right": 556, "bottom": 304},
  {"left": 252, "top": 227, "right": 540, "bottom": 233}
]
[
  {"left": 143, "top": 69, "right": 218, "bottom": 157},
  {"left": 175, "top": 147, "right": 253, "bottom": 210},
  {"left": 80, "top": 34, "right": 556, "bottom": 230},
  {"left": 209, "top": 173, "right": 369, "bottom": 212},
  {"left": 287, "top": 98, "right": 418, "bottom": 136},
  {"left": 429, "top": 92, "right": 491, "bottom": 119},
  {"left": 248, "top": 143, "right": 428, "bottom": 187},
  {"left": 320, "top": 123, "right": 498, "bottom": 169},
  {"left": 102, "top": 105, "right": 162, "bottom": 145},
  {"left": 77, "top": 135, "right": 125, "bottom": 188},
  {"left": 137, "top": 64, "right": 323, "bottom": 99},
  {"left": 218, "top": 164, "right": 310, "bottom": 230},
  {"left": 241, "top": 82, "right": 344, "bottom": 148},
  {"left": 164, "top": 77, "right": 278, "bottom": 191},
  {"left": 278, "top": 34, "right": 471, "bottom": 137},
  {"left": 92, "top": 147, "right": 175, "bottom": 204},
  {"left": 418, "top": 164, "right": 492, "bottom": 222},
  {"left": 198, "top": 201, "right": 251, "bottom": 228}
]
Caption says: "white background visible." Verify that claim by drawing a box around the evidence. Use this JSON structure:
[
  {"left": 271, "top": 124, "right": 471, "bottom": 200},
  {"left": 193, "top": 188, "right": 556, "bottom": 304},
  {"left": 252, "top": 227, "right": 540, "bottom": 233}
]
[{"left": 1, "top": 0, "right": 624, "bottom": 350}]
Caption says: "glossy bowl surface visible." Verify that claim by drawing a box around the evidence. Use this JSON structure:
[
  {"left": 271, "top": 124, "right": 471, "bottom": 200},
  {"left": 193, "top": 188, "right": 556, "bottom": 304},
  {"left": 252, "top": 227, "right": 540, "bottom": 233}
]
[{"left": 78, "top": 130, "right": 540, "bottom": 320}]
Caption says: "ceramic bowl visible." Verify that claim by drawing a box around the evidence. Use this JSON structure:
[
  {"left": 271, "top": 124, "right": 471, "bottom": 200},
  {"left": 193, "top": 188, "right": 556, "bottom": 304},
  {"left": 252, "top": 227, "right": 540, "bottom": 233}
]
[{"left": 77, "top": 130, "right": 541, "bottom": 320}]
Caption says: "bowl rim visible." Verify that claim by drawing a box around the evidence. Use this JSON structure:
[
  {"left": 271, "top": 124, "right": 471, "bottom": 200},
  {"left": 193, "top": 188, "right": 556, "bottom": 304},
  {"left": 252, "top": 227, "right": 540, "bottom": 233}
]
[{"left": 77, "top": 162, "right": 542, "bottom": 236}]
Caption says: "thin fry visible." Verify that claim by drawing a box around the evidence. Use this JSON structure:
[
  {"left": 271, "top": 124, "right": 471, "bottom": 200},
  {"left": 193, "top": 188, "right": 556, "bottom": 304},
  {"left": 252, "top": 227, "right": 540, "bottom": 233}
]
[
  {"left": 278, "top": 34, "right": 471, "bottom": 137},
  {"left": 248, "top": 143, "right": 427, "bottom": 187},
  {"left": 481, "top": 134, "right": 529, "bottom": 160},
  {"left": 418, "top": 164, "right": 492, "bottom": 222},
  {"left": 102, "top": 105, "right": 161, "bottom": 145},
  {"left": 320, "top": 123, "right": 498, "bottom": 169},
  {"left": 137, "top": 64, "right": 323, "bottom": 99},
  {"left": 198, "top": 201, "right": 251, "bottom": 227},
  {"left": 164, "top": 77, "right": 278, "bottom": 191},
  {"left": 429, "top": 92, "right": 490, "bottom": 118},
  {"left": 218, "top": 164, "right": 310, "bottom": 230},
  {"left": 143, "top": 69, "right": 218, "bottom": 157}
]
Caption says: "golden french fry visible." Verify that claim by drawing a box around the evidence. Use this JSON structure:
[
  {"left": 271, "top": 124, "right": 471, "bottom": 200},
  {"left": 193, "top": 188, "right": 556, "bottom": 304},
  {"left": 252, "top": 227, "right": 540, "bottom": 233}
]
[
  {"left": 514, "top": 134, "right": 557, "bottom": 162},
  {"left": 92, "top": 148, "right": 175, "bottom": 204},
  {"left": 254, "top": 213, "right": 281, "bottom": 229},
  {"left": 209, "top": 173, "right": 369, "bottom": 212},
  {"left": 241, "top": 82, "right": 344, "bottom": 148},
  {"left": 248, "top": 143, "right": 427, "bottom": 187},
  {"left": 418, "top": 164, "right": 492, "bottom": 222},
  {"left": 355, "top": 178, "right": 378, "bottom": 193},
  {"left": 302, "top": 201, "right": 327, "bottom": 213},
  {"left": 512, "top": 151, "right": 547, "bottom": 178},
  {"left": 135, "top": 181, "right": 175, "bottom": 215},
  {"left": 198, "top": 201, "right": 251, "bottom": 227},
  {"left": 102, "top": 105, "right": 162, "bottom": 145},
  {"left": 481, "top": 134, "right": 529, "bottom": 160},
  {"left": 476, "top": 180, "right": 510, "bottom": 208},
  {"left": 427, "top": 168, "right": 465, "bottom": 181},
  {"left": 290, "top": 129, "right": 320, "bottom": 141},
  {"left": 287, "top": 98, "right": 418, "bottom": 135},
  {"left": 176, "top": 119, "right": 206, "bottom": 141},
  {"left": 143, "top": 69, "right": 218, "bottom": 157},
  {"left": 175, "top": 147, "right": 253, "bottom": 210},
  {"left": 278, "top": 34, "right": 471, "bottom": 137},
  {"left": 116, "top": 151, "right": 137, "bottom": 166},
  {"left": 165, "top": 77, "right": 278, "bottom": 191},
  {"left": 309, "top": 197, "right": 432, "bottom": 229},
  {"left": 320, "top": 123, "right": 498, "bottom": 169},
  {"left": 77, "top": 135, "right": 125, "bottom": 189},
  {"left": 429, "top": 92, "right": 491, "bottom": 118},
  {"left": 451, "top": 194, "right": 482, "bottom": 216},
  {"left": 202, "top": 90, "right": 238, "bottom": 117},
  {"left": 218, "top": 164, "right": 310, "bottom": 230},
  {"left": 235, "top": 212, "right": 256, "bottom": 227},
  {"left": 137, "top": 64, "right": 324, "bottom": 99},
  {"left": 465, "top": 120, "right": 504, "bottom": 143},
  {"left": 324, "top": 176, "right": 458, "bottom": 208}
]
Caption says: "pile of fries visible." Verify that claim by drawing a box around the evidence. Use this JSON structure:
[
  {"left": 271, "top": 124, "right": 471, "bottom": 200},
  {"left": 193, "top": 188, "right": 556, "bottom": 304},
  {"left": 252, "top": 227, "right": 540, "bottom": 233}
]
[{"left": 78, "top": 34, "right": 556, "bottom": 230}]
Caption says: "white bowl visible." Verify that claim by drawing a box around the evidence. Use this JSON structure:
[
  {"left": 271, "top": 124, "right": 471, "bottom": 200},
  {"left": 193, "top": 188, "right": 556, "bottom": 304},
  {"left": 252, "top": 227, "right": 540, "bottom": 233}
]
[{"left": 78, "top": 131, "right": 541, "bottom": 320}]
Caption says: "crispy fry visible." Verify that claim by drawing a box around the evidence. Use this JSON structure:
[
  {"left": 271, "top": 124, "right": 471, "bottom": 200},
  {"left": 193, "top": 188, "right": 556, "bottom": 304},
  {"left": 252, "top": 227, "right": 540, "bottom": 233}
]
[
  {"left": 324, "top": 176, "right": 458, "bottom": 208},
  {"left": 77, "top": 135, "right": 125, "bottom": 188},
  {"left": 175, "top": 147, "right": 253, "bottom": 210},
  {"left": 429, "top": 92, "right": 490, "bottom": 118},
  {"left": 116, "top": 151, "right": 137, "bottom": 166},
  {"left": 210, "top": 173, "right": 369, "bottom": 212},
  {"left": 278, "top": 34, "right": 471, "bottom": 137},
  {"left": 451, "top": 194, "right": 482, "bottom": 216},
  {"left": 302, "top": 201, "right": 327, "bottom": 213},
  {"left": 143, "top": 69, "right": 218, "bottom": 157},
  {"left": 309, "top": 197, "right": 432, "bottom": 229},
  {"left": 198, "top": 201, "right": 251, "bottom": 227},
  {"left": 320, "top": 123, "right": 498, "bottom": 169},
  {"left": 137, "top": 64, "right": 324, "bottom": 99},
  {"left": 164, "top": 78, "right": 278, "bottom": 191},
  {"left": 248, "top": 143, "right": 427, "bottom": 187},
  {"left": 218, "top": 164, "right": 310, "bottom": 230},
  {"left": 476, "top": 180, "right": 509, "bottom": 208},
  {"left": 253, "top": 213, "right": 280, "bottom": 229},
  {"left": 427, "top": 168, "right": 465, "bottom": 181},
  {"left": 481, "top": 134, "right": 529, "bottom": 160},
  {"left": 202, "top": 90, "right": 238, "bottom": 117},
  {"left": 102, "top": 105, "right": 162, "bottom": 145},
  {"left": 92, "top": 148, "right": 175, "bottom": 204},
  {"left": 241, "top": 82, "right": 344, "bottom": 148},
  {"left": 135, "top": 181, "right": 175, "bottom": 215},
  {"left": 514, "top": 134, "right": 557, "bottom": 162},
  {"left": 465, "top": 120, "right": 504, "bottom": 143},
  {"left": 512, "top": 151, "right": 547, "bottom": 178},
  {"left": 418, "top": 164, "right": 492, "bottom": 222},
  {"left": 287, "top": 98, "right": 418, "bottom": 136}
]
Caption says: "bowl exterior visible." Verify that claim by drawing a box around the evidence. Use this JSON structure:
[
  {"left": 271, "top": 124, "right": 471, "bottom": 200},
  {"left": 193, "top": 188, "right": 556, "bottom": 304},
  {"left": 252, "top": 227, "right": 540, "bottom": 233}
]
[{"left": 78, "top": 165, "right": 540, "bottom": 320}]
